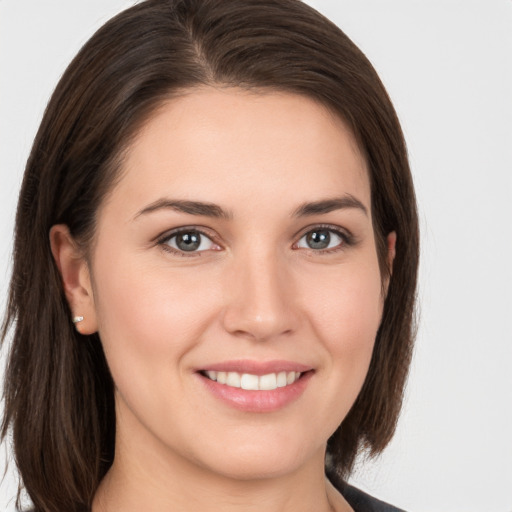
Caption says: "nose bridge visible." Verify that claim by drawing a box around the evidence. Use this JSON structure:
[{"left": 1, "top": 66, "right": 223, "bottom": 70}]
[{"left": 222, "top": 244, "right": 298, "bottom": 341}]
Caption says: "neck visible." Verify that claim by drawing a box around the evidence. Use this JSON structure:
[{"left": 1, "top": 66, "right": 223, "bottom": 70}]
[{"left": 92, "top": 437, "right": 351, "bottom": 512}]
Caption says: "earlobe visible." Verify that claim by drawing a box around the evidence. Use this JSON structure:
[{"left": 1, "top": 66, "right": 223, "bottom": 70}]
[{"left": 49, "top": 225, "right": 98, "bottom": 334}]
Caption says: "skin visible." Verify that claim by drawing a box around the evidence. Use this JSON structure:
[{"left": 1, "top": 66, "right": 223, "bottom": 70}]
[{"left": 51, "top": 88, "right": 395, "bottom": 512}]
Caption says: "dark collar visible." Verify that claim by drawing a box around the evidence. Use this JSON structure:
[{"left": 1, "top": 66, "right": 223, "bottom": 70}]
[{"left": 327, "top": 469, "right": 407, "bottom": 512}]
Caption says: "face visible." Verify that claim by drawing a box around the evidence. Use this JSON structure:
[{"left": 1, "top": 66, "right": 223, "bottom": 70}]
[{"left": 75, "top": 88, "right": 390, "bottom": 480}]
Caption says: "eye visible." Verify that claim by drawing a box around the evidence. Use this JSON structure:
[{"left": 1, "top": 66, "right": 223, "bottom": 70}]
[
  {"left": 160, "top": 229, "right": 218, "bottom": 254},
  {"left": 296, "top": 228, "right": 347, "bottom": 252}
]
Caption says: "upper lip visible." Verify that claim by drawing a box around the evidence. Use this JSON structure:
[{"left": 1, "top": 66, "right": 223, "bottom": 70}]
[{"left": 197, "top": 360, "right": 313, "bottom": 375}]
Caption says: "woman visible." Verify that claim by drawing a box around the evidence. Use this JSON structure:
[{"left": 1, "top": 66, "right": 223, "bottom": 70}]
[{"left": 1, "top": 1, "right": 419, "bottom": 511}]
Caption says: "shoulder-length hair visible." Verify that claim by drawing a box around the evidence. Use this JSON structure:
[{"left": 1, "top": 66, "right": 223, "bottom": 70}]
[{"left": 2, "top": 1, "right": 419, "bottom": 510}]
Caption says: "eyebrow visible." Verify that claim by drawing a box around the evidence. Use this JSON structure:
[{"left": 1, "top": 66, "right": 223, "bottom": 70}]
[
  {"left": 292, "top": 195, "right": 368, "bottom": 217},
  {"left": 135, "top": 199, "right": 233, "bottom": 220},
  {"left": 134, "top": 194, "right": 368, "bottom": 220}
]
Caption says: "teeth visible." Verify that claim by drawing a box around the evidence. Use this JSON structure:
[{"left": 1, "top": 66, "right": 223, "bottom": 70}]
[
  {"left": 203, "top": 370, "right": 302, "bottom": 390},
  {"left": 241, "top": 373, "right": 259, "bottom": 390},
  {"left": 259, "top": 373, "right": 277, "bottom": 390},
  {"left": 226, "top": 372, "right": 241, "bottom": 388},
  {"left": 277, "top": 371, "right": 287, "bottom": 388}
]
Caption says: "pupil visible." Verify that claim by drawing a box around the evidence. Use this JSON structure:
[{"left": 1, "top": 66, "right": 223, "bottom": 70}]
[
  {"left": 307, "top": 230, "right": 330, "bottom": 249},
  {"left": 177, "top": 232, "right": 201, "bottom": 251}
]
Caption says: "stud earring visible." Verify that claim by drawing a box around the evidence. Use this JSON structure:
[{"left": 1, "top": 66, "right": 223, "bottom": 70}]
[{"left": 73, "top": 316, "right": 84, "bottom": 324}]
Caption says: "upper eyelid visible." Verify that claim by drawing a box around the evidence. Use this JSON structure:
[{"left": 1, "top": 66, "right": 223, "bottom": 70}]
[
  {"left": 156, "top": 226, "right": 218, "bottom": 244},
  {"left": 294, "top": 223, "right": 353, "bottom": 240}
]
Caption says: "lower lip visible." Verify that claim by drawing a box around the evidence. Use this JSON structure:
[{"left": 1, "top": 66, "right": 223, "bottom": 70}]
[{"left": 198, "top": 372, "right": 313, "bottom": 413}]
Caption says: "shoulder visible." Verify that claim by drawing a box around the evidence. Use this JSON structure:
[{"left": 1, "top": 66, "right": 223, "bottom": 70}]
[{"left": 328, "top": 470, "right": 407, "bottom": 512}]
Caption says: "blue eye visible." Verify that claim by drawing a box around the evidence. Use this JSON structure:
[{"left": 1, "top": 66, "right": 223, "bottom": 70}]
[
  {"left": 296, "top": 228, "right": 345, "bottom": 251},
  {"left": 163, "top": 230, "right": 216, "bottom": 253}
]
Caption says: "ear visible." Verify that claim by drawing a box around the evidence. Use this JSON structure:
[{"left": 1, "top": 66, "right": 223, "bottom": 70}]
[
  {"left": 49, "top": 225, "right": 98, "bottom": 335},
  {"left": 387, "top": 231, "right": 397, "bottom": 274},
  {"left": 383, "top": 231, "right": 397, "bottom": 296}
]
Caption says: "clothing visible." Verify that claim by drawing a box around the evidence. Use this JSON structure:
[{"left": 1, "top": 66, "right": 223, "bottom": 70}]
[
  {"left": 329, "top": 470, "right": 406, "bottom": 512},
  {"left": 341, "top": 483, "right": 406, "bottom": 512}
]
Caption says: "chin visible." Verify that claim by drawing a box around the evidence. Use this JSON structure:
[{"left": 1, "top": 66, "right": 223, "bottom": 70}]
[
  {"left": 200, "top": 456, "right": 305, "bottom": 482},
  {"left": 189, "top": 434, "right": 324, "bottom": 482}
]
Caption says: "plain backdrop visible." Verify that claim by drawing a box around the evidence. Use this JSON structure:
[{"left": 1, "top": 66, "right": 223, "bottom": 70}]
[{"left": 1, "top": 1, "right": 511, "bottom": 511}]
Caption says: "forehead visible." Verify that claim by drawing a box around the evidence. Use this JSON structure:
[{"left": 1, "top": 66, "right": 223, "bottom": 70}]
[{"left": 106, "top": 87, "right": 370, "bottom": 219}]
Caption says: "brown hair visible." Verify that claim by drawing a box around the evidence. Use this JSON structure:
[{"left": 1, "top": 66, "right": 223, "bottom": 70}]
[{"left": 1, "top": 1, "right": 419, "bottom": 510}]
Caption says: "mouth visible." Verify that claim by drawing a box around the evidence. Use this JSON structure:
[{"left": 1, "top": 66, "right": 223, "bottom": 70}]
[
  {"left": 196, "top": 361, "right": 313, "bottom": 412},
  {"left": 200, "top": 370, "right": 303, "bottom": 391}
]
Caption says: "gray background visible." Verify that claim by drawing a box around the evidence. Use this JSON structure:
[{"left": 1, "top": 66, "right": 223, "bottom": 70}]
[{"left": 1, "top": 1, "right": 511, "bottom": 510}]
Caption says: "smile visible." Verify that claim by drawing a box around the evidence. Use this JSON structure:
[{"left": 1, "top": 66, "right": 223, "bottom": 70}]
[
  {"left": 197, "top": 361, "right": 313, "bottom": 412},
  {"left": 203, "top": 370, "right": 302, "bottom": 391}
]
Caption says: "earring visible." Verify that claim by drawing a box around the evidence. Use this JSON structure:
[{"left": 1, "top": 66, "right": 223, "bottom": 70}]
[{"left": 73, "top": 316, "right": 84, "bottom": 324}]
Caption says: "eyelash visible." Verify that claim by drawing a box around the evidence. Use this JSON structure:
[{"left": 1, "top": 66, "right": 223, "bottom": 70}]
[{"left": 156, "top": 224, "right": 354, "bottom": 257}]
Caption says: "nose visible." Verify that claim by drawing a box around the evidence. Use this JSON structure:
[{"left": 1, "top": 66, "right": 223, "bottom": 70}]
[{"left": 221, "top": 249, "right": 301, "bottom": 342}]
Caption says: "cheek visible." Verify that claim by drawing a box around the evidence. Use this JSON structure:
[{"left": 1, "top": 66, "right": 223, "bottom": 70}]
[
  {"left": 286, "top": 259, "right": 384, "bottom": 441},
  {"left": 89, "top": 257, "right": 222, "bottom": 434},
  {"left": 90, "top": 253, "right": 222, "bottom": 368},
  {"left": 302, "top": 260, "right": 383, "bottom": 371}
]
